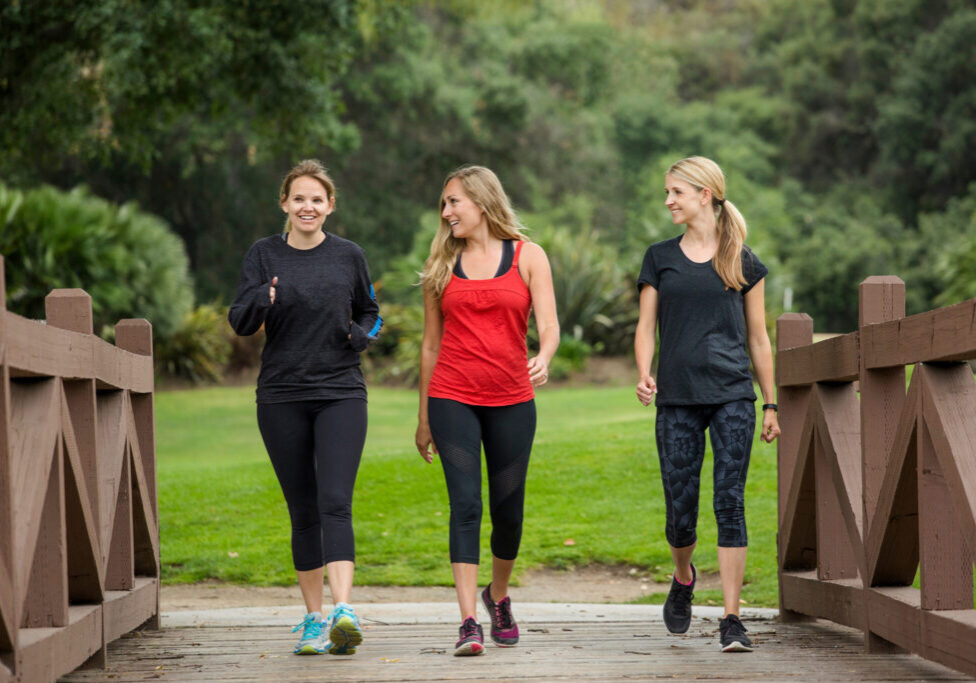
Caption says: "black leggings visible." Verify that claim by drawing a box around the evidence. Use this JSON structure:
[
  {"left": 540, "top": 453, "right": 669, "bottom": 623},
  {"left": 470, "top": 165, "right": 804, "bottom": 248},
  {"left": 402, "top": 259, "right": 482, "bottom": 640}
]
[
  {"left": 257, "top": 398, "right": 367, "bottom": 570},
  {"left": 655, "top": 399, "right": 755, "bottom": 549},
  {"left": 428, "top": 398, "right": 536, "bottom": 564}
]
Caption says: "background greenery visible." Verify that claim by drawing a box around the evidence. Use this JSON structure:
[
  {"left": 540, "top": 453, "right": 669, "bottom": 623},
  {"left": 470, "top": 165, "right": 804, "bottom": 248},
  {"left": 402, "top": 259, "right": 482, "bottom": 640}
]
[
  {"left": 3, "top": 0, "right": 975, "bottom": 355},
  {"left": 158, "top": 384, "right": 781, "bottom": 607}
]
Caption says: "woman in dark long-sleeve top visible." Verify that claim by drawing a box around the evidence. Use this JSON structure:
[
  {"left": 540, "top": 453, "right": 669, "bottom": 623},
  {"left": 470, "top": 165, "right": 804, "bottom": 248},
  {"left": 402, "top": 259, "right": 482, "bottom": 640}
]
[{"left": 229, "top": 159, "right": 381, "bottom": 657}]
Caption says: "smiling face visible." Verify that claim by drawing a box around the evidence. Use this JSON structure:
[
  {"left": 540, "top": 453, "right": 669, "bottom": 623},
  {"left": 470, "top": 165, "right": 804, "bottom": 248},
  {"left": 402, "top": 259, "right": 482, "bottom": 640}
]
[
  {"left": 281, "top": 175, "right": 335, "bottom": 235},
  {"left": 664, "top": 173, "right": 710, "bottom": 225},
  {"left": 440, "top": 177, "right": 486, "bottom": 240}
]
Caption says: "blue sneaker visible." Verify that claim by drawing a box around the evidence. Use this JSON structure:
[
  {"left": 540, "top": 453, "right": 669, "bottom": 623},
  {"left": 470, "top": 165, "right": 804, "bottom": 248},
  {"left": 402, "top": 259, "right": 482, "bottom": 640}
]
[
  {"left": 291, "top": 612, "right": 326, "bottom": 654},
  {"left": 326, "top": 603, "right": 363, "bottom": 655}
]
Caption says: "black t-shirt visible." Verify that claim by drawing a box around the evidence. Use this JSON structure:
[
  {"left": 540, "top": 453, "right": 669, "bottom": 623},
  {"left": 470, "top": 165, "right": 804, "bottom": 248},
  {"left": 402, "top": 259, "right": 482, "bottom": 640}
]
[
  {"left": 228, "top": 232, "right": 381, "bottom": 403},
  {"left": 637, "top": 236, "right": 767, "bottom": 406}
]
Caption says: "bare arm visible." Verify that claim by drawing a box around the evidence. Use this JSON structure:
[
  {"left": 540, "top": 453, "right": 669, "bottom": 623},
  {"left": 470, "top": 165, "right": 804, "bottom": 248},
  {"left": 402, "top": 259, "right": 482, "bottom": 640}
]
[
  {"left": 634, "top": 285, "right": 658, "bottom": 406},
  {"left": 744, "top": 279, "right": 780, "bottom": 443},
  {"left": 415, "top": 286, "right": 444, "bottom": 463},
  {"left": 521, "top": 242, "right": 560, "bottom": 386}
]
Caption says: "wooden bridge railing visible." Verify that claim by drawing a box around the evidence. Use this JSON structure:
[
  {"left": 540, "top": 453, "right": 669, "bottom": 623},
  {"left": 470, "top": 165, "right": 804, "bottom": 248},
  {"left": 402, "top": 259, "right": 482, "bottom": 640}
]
[
  {"left": 0, "top": 255, "right": 159, "bottom": 682},
  {"left": 776, "top": 276, "right": 976, "bottom": 677}
]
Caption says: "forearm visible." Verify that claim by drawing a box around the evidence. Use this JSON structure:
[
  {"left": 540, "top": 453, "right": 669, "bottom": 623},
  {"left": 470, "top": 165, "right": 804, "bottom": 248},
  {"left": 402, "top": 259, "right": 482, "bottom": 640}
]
[
  {"left": 417, "top": 348, "right": 439, "bottom": 423},
  {"left": 535, "top": 318, "right": 560, "bottom": 364},
  {"left": 749, "top": 336, "right": 776, "bottom": 404},
  {"left": 634, "top": 328, "right": 656, "bottom": 379}
]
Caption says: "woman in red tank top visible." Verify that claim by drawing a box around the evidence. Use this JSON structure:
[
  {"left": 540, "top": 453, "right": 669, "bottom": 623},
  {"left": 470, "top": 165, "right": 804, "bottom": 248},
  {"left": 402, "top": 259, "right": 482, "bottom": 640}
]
[{"left": 415, "top": 166, "right": 559, "bottom": 656}]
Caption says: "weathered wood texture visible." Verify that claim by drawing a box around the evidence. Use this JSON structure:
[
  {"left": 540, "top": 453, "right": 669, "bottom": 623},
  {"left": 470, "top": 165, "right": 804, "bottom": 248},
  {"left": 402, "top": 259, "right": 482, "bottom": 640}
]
[
  {"left": 0, "top": 256, "right": 159, "bottom": 682},
  {"left": 777, "top": 277, "right": 976, "bottom": 677},
  {"left": 59, "top": 618, "right": 973, "bottom": 682}
]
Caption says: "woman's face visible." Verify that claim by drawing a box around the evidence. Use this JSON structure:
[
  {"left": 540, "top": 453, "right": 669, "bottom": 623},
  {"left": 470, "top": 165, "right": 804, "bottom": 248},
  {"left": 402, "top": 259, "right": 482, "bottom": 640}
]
[
  {"left": 664, "top": 174, "right": 708, "bottom": 225},
  {"left": 441, "top": 178, "right": 485, "bottom": 239},
  {"left": 281, "top": 175, "right": 334, "bottom": 235}
]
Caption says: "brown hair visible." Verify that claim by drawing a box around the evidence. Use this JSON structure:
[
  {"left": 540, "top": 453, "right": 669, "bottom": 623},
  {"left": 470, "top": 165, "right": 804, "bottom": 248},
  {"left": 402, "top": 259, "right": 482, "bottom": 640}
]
[
  {"left": 279, "top": 159, "right": 336, "bottom": 232},
  {"left": 667, "top": 156, "right": 748, "bottom": 290},
  {"left": 420, "top": 165, "right": 528, "bottom": 300}
]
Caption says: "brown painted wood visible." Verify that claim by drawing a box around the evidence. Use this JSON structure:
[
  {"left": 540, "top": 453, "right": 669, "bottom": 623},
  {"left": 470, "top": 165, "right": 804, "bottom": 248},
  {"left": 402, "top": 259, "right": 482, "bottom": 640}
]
[
  {"left": 866, "top": 373, "right": 920, "bottom": 586},
  {"left": 777, "top": 331, "right": 859, "bottom": 386},
  {"left": 867, "top": 586, "right": 922, "bottom": 653},
  {"left": 102, "top": 578, "right": 157, "bottom": 643},
  {"left": 22, "top": 444, "right": 67, "bottom": 629},
  {"left": 779, "top": 412, "right": 817, "bottom": 570},
  {"left": 0, "top": 257, "right": 17, "bottom": 678},
  {"left": 919, "top": 363, "right": 976, "bottom": 561},
  {"left": 858, "top": 278, "right": 907, "bottom": 558},
  {"left": 19, "top": 604, "right": 101, "bottom": 683},
  {"left": 862, "top": 297, "right": 976, "bottom": 368},
  {"left": 918, "top": 380, "right": 974, "bottom": 610},
  {"left": 105, "top": 454, "right": 134, "bottom": 591},
  {"left": 815, "top": 383, "right": 864, "bottom": 579},
  {"left": 781, "top": 570, "right": 864, "bottom": 630}
]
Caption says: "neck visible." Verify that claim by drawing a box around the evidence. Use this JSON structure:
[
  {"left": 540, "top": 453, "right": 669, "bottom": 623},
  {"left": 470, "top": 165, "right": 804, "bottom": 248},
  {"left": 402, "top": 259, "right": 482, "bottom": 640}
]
[
  {"left": 288, "top": 229, "right": 325, "bottom": 250},
  {"left": 462, "top": 226, "right": 498, "bottom": 254},
  {"left": 683, "top": 216, "right": 718, "bottom": 246}
]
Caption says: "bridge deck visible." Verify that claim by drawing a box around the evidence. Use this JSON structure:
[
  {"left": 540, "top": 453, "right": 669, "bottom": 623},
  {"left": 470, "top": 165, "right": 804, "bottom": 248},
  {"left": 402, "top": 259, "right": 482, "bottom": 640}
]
[{"left": 59, "top": 604, "right": 972, "bottom": 682}]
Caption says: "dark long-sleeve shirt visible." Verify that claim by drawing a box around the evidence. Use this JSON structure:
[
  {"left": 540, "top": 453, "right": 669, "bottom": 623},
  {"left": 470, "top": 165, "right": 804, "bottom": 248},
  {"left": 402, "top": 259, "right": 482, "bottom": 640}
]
[{"left": 229, "top": 232, "right": 381, "bottom": 403}]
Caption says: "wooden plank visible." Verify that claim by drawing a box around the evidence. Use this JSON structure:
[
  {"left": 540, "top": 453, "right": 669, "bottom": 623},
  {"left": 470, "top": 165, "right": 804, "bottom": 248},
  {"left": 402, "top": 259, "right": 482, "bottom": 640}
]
[
  {"left": 815, "top": 383, "right": 864, "bottom": 579},
  {"left": 104, "top": 454, "right": 134, "bottom": 591},
  {"left": 9, "top": 379, "right": 59, "bottom": 597},
  {"left": 776, "top": 332, "right": 859, "bottom": 386},
  {"left": 21, "top": 438, "right": 67, "bottom": 629},
  {"left": 19, "top": 604, "right": 101, "bottom": 683},
  {"left": 0, "top": 257, "right": 18, "bottom": 674},
  {"left": 868, "top": 585, "right": 923, "bottom": 651},
  {"left": 780, "top": 570, "right": 864, "bottom": 629},
  {"left": 102, "top": 578, "right": 157, "bottom": 643},
  {"left": 778, "top": 406, "right": 817, "bottom": 571},
  {"left": 96, "top": 390, "right": 126, "bottom": 565},
  {"left": 61, "top": 616, "right": 973, "bottom": 682},
  {"left": 865, "top": 373, "right": 920, "bottom": 586},
  {"left": 919, "top": 363, "right": 976, "bottom": 563},
  {"left": 93, "top": 338, "right": 153, "bottom": 394},
  {"left": 922, "top": 609, "right": 976, "bottom": 678},
  {"left": 862, "top": 297, "right": 976, "bottom": 368}
]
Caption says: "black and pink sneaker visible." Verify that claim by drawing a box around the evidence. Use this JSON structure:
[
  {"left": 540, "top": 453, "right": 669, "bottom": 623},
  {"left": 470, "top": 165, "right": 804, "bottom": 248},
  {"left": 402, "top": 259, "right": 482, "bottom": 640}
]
[
  {"left": 453, "top": 617, "right": 485, "bottom": 656},
  {"left": 481, "top": 584, "right": 519, "bottom": 646}
]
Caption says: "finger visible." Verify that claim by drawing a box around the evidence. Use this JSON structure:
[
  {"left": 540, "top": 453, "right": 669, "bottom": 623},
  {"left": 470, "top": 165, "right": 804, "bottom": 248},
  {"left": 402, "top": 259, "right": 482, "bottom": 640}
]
[{"left": 272, "top": 276, "right": 278, "bottom": 285}]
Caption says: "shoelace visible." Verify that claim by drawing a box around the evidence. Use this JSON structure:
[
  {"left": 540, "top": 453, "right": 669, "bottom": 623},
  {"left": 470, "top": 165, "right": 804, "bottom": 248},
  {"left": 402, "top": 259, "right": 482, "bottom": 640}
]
[
  {"left": 492, "top": 599, "right": 514, "bottom": 629},
  {"left": 722, "top": 616, "right": 747, "bottom": 636},
  {"left": 292, "top": 615, "right": 322, "bottom": 639},
  {"left": 328, "top": 605, "right": 356, "bottom": 626},
  {"left": 460, "top": 619, "right": 480, "bottom": 639},
  {"left": 670, "top": 583, "right": 694, "bottom": 615}
]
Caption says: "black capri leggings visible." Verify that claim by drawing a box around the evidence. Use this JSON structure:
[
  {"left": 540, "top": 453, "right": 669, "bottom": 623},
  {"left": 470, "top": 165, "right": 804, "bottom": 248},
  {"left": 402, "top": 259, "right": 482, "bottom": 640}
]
[
  {"left": 257, "top": 398, "right": 367, "bottom": 571},
  {"left": 655, "top": 398, "right": 755, "bottom": 549},
  {"left": 428, "top": 398, "right": 536, "bottom": 564}
]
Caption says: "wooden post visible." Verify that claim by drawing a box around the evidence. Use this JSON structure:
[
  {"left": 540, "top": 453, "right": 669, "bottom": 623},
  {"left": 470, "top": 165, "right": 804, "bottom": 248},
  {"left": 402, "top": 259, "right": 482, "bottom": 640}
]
[
  {"left": 858, "top": 276, "right": 907, "bottom": 653},
  {"left": 114, "top": 319, "right": 159, "bottom": 631},
  {"left": 45, "top": 290, "right": 102, "bottom": 602},
  {"left": 0, "top": 255, "right": 18, "bottom": 680},
  {"left": 776, "top": 313, "right": 815, "bottom": 621}
]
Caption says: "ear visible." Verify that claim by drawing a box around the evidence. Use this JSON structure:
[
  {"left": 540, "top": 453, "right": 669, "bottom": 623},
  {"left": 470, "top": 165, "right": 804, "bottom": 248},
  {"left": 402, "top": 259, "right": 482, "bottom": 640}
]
[
  {"left": 281, "top": 196, "right": 288, "bottom": 213},
  {"left": 700, "top": 187, "right": 712, "bottom": 205}
]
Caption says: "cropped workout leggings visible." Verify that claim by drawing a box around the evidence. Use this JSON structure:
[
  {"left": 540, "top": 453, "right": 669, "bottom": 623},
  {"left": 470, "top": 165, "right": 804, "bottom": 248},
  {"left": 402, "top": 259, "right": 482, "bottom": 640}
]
[
  {"left": 257, "top": 398, "right": 367, "bottom": 571},
  {"left": 428, "top": 398, "right": 536, "bottom": 564},
  {"left": 655, "top": 398, "right": 755, "bottom": 548}
]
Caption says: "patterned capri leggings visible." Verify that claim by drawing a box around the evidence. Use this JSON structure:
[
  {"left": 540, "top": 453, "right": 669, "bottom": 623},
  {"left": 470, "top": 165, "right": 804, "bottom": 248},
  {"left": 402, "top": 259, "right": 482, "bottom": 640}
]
[{"left": 655, "top": 399, "right": 755, "bottom": 548}]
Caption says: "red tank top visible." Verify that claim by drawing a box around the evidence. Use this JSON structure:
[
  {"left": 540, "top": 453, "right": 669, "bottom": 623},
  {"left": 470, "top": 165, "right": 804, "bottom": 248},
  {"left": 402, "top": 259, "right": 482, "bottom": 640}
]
[{"left": 428, "top": 240, "right": 534, "bottom": 406}]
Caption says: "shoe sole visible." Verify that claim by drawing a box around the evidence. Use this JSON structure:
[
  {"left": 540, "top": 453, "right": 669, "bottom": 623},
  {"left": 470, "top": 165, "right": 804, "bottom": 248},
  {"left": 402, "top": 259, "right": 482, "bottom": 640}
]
[
  {"left": 326, "top": 643, "right": 356, "bottom": 655},
  {"left": 721, "top": 641, "right": 754, "bottom": 653},
  {"left": 453, "top": 642, "right": 485, "bottom": 656},
  {"left": 330, "top": 615, "right": 363, "bottom": 652},
  {"left": 293, "top": 643, "right": 325, "bottom": 655}
]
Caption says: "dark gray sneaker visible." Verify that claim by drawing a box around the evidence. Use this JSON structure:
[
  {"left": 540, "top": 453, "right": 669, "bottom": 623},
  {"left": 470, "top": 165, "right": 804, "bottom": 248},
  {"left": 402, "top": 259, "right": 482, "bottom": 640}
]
[
  {"left": 663, "top": 563, "right": 695, "bottom": 634},
  {"left": 719, "top": 614, "right": 753, "bottom": 652}
]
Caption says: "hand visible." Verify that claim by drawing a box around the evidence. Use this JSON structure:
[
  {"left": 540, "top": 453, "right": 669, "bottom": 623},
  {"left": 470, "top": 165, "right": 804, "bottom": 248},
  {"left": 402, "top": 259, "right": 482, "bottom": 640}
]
[
  {"left": 636, "top": 375, "right": 657, "bottom": 406},
  {"left": 527, "top": 356, "right": 550, "bottom": 386},
  {"left": 415, "top": 422, "right": 437, "bottom": 463},
  {"left": 269, "top": 276, "right": 278, "bottom": 305},
  {"left": 761, "top": 409, "right": 781, "bottom": 443}
]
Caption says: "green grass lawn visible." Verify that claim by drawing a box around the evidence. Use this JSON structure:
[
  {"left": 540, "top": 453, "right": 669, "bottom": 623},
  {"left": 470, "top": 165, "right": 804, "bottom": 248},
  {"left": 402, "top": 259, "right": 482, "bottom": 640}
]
[{"left": 157, "top": 384, "right": 781, "bottom": 607}]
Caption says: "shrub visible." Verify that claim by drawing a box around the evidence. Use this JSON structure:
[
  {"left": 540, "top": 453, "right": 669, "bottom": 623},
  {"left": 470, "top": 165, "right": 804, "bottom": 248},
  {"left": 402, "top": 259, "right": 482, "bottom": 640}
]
[
  {"left": 0, "top": 183, "right": 193, "bottom": 338},
  {"left": 154, "top": 304, "right": 232, "bottom": 384}
]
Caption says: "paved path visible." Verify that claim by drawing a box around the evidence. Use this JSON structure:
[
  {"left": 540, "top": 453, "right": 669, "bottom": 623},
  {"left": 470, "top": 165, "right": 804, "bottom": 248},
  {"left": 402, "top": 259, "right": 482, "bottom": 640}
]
[{"left": 60, "top": 603, "right": 973, "bottom": 682}]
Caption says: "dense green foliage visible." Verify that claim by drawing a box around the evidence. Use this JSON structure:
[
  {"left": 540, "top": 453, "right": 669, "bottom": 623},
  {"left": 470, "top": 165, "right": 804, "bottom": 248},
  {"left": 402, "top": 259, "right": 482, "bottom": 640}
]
[
  {"left": 3, "top": 0, "right": 975, "bottom": 339},
  {"left": 157, "top": 384, "right": 782, "bottom": 607},
  {"left": 0, "top": 183, "right": 193, "bottom": 338}
]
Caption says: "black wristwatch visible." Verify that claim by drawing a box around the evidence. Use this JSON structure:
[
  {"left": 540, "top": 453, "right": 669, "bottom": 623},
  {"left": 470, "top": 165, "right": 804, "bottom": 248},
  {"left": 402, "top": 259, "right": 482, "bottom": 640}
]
[{"left": 762, "top": 403, "right": 778, "bottom": 412}]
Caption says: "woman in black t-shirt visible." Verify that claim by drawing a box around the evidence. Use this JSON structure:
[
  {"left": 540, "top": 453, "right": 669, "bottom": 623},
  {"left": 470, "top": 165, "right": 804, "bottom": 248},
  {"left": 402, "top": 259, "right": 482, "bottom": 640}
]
[
  {"left": 229, "top": 159, "right": 381, "bottom": 657},
  {"left": 634, "top": 156, "right": 780, "bottom": 653}
]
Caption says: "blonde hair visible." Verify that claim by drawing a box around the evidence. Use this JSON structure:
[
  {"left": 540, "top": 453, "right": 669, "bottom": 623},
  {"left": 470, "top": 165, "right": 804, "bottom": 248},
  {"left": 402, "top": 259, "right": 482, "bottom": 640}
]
[
  {"left": 667, "top": 156, "right": 748, "bottom": 290},
  {"left": 420, "top": 165, "right": 528, "bottom": 299},
  {"left": 279, "top": 159, "right": 336, "bottom": 232}
]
